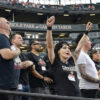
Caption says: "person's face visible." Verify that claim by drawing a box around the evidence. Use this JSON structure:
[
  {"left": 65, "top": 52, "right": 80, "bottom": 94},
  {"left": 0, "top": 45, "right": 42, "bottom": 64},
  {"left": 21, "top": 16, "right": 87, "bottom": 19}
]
[
  {"left": 93, "top": 52, "right": 100, "bottom": 62},
  {"left": 85, "top": 37, "right": 92, "bottom": 50},
  {"left": 13, "top": 34, "right": 23, "bottom": 47},
  {"left": 32, "top": 41, "right": 41, "bottom": 52},
  {"left": 1, "top": 18, "right": 11, "bottom": 35},
  {"left": 58, "top": 44, "right": 71, "bottom": 59}
]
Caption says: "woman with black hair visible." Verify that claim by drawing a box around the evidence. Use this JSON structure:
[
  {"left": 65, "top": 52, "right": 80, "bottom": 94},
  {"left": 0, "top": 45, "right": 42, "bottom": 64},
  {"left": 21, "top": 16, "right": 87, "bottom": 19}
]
[{"left": 46, "top": 16, "right": 92, "bottom": 96}]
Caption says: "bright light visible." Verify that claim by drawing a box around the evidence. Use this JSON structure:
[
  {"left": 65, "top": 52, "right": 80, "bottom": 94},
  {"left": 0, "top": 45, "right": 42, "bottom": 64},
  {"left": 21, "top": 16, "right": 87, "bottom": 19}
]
[
  {"left": 22, "top": 44, "right": 27, "bottom": 46},
  {"left": 20, "top": 47, "right": 25, "bottom": 49},
  {"left": 27, "top": 35, "right": 30, "bottom": 39},
  {"left": 36, "top": 34, "right": 39, "bottom": 39},
  {"left": 32, "top": 35, "right": 34, "bottom": 38},
  {"left": 22, "top": 50, "right": 27, "bottom": 52},
  {"left": 59, "top": 33, "right": 65, "bottom": 37},
  {"left": 90, "top": 14, "right": 95, "bottom": 16},
  {"left": 63, "top": 14, "right": 69, "bottom": 16},
  {"left": 5, "top": 9, "right": 11, "bottom": 12},
  {"left": 37, "top": 13, "right": 43, "bottom": 15}
]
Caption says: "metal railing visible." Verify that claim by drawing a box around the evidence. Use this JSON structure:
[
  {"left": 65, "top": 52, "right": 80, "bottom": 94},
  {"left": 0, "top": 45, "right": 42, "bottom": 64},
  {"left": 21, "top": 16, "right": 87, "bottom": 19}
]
[{"left": 0, "top": 90, "right": 99, "bottom": 100}]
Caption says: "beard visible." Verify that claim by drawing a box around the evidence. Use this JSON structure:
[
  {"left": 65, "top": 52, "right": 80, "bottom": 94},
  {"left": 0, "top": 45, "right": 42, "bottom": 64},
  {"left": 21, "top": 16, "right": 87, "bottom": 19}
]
[{"left": 36, "top": 48, "right": 41, "bottom": 52}]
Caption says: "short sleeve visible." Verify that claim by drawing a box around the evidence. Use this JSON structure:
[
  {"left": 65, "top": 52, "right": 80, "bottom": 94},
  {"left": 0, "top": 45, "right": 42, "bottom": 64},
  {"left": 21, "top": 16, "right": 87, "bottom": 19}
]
[
  {"left": 0, "top": 34, "right": 11, "bottom": 49},
  {"left": 77, "top": 51, "right": 86, "bottom": 65}
]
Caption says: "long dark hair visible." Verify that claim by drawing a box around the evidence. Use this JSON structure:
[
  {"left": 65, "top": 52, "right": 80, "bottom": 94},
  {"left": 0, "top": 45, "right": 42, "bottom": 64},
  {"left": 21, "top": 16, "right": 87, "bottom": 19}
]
[{"left": 54, "top": 41, "right": 68, "bottom": 60}]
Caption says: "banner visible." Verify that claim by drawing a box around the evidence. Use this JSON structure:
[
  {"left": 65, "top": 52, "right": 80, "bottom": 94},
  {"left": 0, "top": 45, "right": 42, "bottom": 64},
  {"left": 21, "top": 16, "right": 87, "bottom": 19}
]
[{"left": 10, "top": 22, "right": 99, "bottom": 31}]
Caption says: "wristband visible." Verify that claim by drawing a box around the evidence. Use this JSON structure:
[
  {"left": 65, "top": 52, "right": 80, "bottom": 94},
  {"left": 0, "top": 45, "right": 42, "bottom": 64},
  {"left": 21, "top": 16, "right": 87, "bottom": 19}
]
[
  {"left": 85, "top": 31, "right": 89, "bottom": 35},
  {"left": 47, "top": 27, "right": 52, "bottom": 30}
]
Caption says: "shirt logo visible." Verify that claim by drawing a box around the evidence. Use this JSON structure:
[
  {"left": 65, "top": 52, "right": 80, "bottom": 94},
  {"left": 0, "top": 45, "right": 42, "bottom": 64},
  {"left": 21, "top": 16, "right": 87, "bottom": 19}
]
[{"left": 62, "top": 66, "right": 76, "bottom": 71}]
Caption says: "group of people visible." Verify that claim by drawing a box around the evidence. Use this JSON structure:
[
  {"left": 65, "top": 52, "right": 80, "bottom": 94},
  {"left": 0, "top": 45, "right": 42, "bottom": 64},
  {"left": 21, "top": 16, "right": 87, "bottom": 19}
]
[{"left": 0, "top": 16, "right": 100, "bottom": 100}]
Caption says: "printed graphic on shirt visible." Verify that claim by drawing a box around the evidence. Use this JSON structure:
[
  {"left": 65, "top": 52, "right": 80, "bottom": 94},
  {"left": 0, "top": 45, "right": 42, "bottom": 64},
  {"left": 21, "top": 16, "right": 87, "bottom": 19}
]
[
  {"left": 62, "top": 65, "right": 76, "bottom": 72},
  {"left": 14, "top": 56, "right": 21, "bottom": 69},
  {"left": 68, "top": 72, "right": 75, "bottom": 81},
  {"left": 11, "top": 45, "right": 21, "bottom": 69},
  {"left": 62, "top": 65, "right": 76, "bottom": 81},
  {"left": 38, "top": 58, "right": 46, "bottom": 71}
]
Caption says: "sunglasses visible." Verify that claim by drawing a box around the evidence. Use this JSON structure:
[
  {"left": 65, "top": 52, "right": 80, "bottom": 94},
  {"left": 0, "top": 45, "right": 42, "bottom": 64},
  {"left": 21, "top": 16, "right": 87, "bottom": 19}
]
[{"left": 33, "top": 43, "right": 40, "bottom": 45}]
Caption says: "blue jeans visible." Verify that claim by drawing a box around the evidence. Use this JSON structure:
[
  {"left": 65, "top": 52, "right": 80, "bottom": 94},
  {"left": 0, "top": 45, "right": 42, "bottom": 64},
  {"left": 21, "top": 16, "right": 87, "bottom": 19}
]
[{"left": 18, "top": 84, "right": 30, "bottom": 100}]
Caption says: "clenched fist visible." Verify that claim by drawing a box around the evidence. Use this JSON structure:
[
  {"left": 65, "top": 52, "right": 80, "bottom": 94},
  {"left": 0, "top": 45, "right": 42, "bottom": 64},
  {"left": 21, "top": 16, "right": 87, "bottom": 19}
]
[
  {"left": 46, "top": 16, "right": 55, "bottom": 27},
  {"left": 86, "top": 22, "right": 93, "bottom": 31}
]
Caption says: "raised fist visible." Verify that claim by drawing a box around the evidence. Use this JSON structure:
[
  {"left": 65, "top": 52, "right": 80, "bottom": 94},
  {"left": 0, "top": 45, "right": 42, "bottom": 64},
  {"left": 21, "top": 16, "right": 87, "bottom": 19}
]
[
  {"left": 46, "top": 16, "right": 55, "bottom": 27},
  {"left": 86, "top": 22, "right": 93, "bottom": 31}
]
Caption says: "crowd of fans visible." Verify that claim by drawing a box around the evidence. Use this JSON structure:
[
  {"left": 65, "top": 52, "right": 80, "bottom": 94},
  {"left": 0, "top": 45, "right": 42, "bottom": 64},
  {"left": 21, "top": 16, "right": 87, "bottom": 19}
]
[
  {"left": 0, "top": 16, "right": 100, "bottom": 100},
  {"left": 0, "top": 0, "right": 95, "bottom": 11}
]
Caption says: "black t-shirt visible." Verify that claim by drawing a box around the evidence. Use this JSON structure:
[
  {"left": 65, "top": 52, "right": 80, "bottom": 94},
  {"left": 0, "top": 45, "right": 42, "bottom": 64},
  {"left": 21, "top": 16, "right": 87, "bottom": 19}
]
[
  {"left": 0, "top": 33, "right": 18, "bottom": 89},
  {"left": 43, "top": 54, "right": 51, "bottom": 70},
  {"left": 27, "top": 52, "right": 47, "bottom": 88},
  {"left": 19, "top": 53, "right": 30, "bottom": 85},
  {"left": 94, "top": 60, "right": 100, "bottom": 71},
  {"left": 50, "top": 57, "right": 80, "bottom": 96}
]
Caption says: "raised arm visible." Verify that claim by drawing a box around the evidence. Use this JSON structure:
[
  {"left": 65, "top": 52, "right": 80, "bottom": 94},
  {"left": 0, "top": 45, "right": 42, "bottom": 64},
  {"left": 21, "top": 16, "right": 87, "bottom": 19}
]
[
  {"left": 73, "top": 22, "right": 93, "bottom": 62},
  {"left": 46, "top": 16, "right": 55, "bottom": 64}
]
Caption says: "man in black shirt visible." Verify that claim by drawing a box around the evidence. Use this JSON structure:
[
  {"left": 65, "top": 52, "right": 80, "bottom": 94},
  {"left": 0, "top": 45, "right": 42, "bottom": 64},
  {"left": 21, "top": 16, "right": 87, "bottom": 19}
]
[
  {"left": 27, "top": 40, "right": 53, "bottom": 100},
  {"left": 0, "top": 17, "right": 21, "bottom": 100}
]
